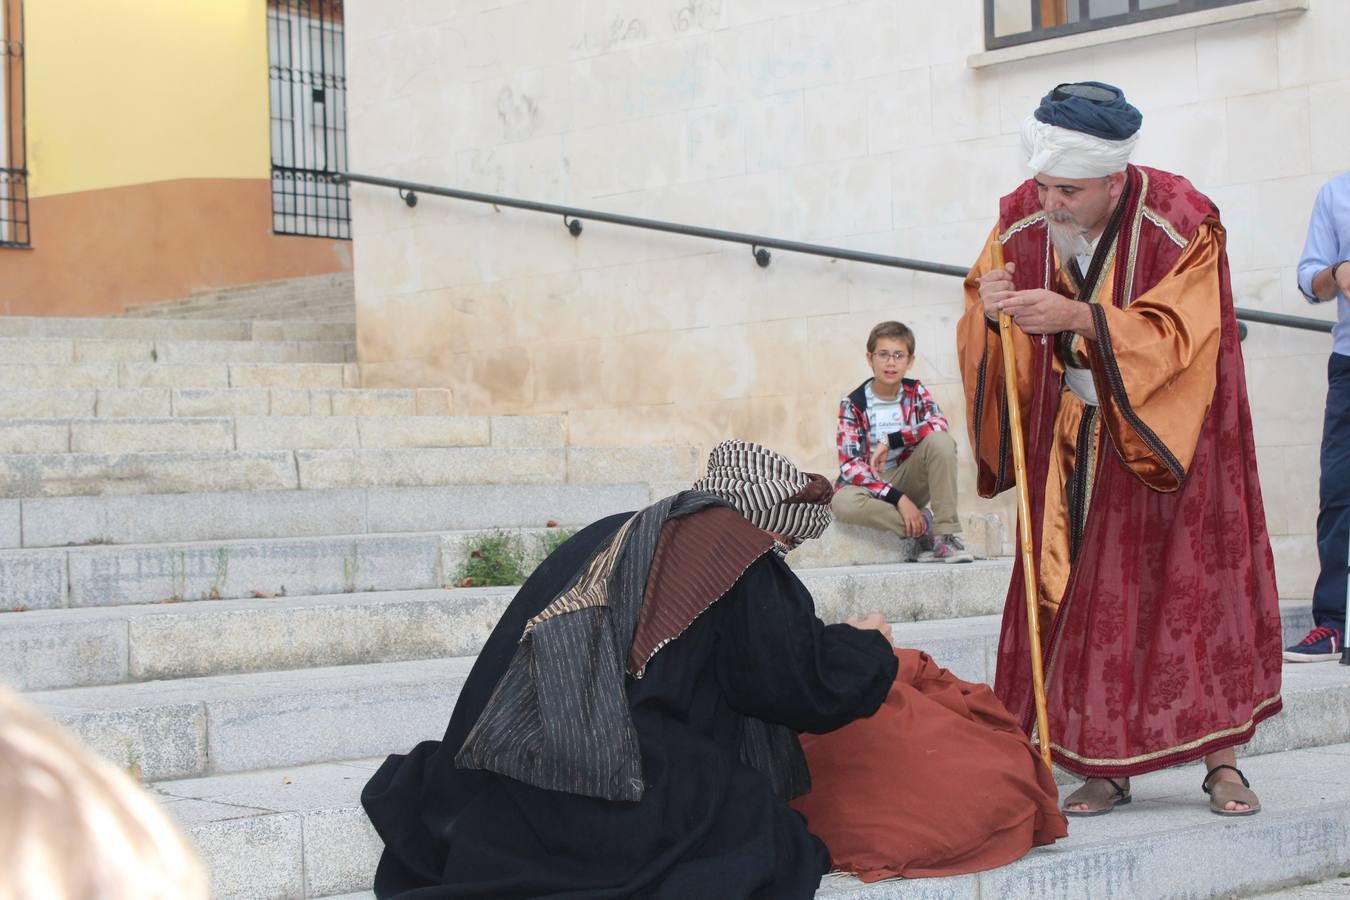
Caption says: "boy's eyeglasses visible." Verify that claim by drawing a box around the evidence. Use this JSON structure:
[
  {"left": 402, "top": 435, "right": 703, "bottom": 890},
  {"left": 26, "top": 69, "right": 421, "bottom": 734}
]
[{"left": 871, "top": 351, "right": 910, "bottom": 363}]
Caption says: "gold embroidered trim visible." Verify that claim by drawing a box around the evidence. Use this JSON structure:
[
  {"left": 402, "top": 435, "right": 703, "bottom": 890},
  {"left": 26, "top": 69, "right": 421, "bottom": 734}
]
[
  {"left": 1044, "top": 693, "right": 1283, "bottom": 767},
  {"left": 1000, "top": 210, "right": 1046, "bottom": 244},
  {"left": 1142, "top": 204, "right": 1188, "bottom": 250},
  {"left": 1124, "top": 170, "right": 1149, "bottom": 304}
]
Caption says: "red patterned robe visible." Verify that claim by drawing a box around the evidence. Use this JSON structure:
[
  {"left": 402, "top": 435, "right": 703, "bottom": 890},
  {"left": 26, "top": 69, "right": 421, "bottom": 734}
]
[{"left": 956, "top": 165, "right": 1283, "bottom": 777}]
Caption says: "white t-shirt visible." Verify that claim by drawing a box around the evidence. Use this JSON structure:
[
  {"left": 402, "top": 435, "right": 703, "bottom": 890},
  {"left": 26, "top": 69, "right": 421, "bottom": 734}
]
[{"left": 865, "top": 382, "right": 904, "bottom": 468}]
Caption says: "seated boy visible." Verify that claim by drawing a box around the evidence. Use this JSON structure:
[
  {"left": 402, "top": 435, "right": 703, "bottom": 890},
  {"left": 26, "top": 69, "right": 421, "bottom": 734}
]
[{"left": 832, "top": 320, "right": 973, "bottom": 563}]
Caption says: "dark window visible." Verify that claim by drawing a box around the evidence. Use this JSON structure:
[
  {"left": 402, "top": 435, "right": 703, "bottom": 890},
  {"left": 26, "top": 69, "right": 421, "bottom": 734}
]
[
  {"left": 986, "top": 0, "right": 1254, "bottom": 51},
  {"left": 1, "top": 0, "right": 28, "bottom": 248},
  {"left": 267, "top": 0, "right": 349, "bottom": 239}
]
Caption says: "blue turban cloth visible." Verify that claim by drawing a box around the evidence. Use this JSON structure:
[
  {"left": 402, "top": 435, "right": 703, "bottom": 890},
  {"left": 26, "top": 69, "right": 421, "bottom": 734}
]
[{"left": 1033, "top": 81, "right": 1142, "bottom": 141}]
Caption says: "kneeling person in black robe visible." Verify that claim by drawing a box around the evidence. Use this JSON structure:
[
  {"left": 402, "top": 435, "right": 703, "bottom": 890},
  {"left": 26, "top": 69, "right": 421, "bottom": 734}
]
[{"left": 361, "top": 440, "right": 899, "bottom": 899}]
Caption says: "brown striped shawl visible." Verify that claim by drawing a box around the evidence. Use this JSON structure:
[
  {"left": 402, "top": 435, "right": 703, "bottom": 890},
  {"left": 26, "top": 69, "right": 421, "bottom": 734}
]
[{"left": 455, "top": 491, "right": 817, "bottom": 802}]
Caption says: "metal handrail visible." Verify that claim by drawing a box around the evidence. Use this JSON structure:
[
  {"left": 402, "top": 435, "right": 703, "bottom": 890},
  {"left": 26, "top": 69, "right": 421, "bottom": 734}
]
[{"left": 338, "top": 171, "right": 1334, "bottom": 336}]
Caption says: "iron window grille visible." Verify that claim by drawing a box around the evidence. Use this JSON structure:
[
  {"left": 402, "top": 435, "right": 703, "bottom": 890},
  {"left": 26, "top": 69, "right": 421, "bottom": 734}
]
[
  {"left": 985, "top": 0, "right": 1254, "bottom": 50},
  {"left": 268, "top": 0, "right": 349, "bottom": 239},
  {"left": 1, "top": 0, "right": 28, "bottom": 248}
]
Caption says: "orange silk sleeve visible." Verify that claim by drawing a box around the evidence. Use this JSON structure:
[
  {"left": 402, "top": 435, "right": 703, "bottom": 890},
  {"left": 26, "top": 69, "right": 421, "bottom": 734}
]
[
  {"left": 1083, "top": 221, "right": 1223, "bottom": 492},
  {"left": 957, "top": 225, "right": 1037, "bottom": 499}
]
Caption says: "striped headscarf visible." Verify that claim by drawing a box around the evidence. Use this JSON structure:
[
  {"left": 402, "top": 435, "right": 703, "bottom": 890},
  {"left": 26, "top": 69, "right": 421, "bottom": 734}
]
[{"left": 692, "top": 440, "right": 834, "bottom": 548}]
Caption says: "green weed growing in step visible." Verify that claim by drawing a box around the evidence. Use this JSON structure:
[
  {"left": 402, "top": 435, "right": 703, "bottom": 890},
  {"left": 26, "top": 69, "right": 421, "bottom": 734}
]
[
  {"left": 535, "top": 528, "right": 577, "bottom": 562},
  {"left": 454, "top": 531, "right": 528, "bottom": 587}
]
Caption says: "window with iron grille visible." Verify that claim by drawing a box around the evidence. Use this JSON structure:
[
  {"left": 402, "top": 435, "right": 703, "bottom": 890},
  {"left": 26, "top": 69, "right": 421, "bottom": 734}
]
[
  {"left": 268, "top": 0, "right": 349, "bottom": 239},
  {"left": 986, "top": 0, "right": 1254, "bottom": 50},
  {"left": 1, "top": 0, "right": 29, "bottom": 248}
]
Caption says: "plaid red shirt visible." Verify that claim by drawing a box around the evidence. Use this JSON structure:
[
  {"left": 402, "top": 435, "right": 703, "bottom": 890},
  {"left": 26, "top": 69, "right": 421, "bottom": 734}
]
[{"left": 836, "top": 378, "right": 949, "bottom": 503}]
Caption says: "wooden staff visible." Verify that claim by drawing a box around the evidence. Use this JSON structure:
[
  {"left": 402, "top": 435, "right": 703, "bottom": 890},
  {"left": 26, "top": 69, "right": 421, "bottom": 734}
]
[{"left": 992, "top": 240, "right": 1053, "bottom": 768}]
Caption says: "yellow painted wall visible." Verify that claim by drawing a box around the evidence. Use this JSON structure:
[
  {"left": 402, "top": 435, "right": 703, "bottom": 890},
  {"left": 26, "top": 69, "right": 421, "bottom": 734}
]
[{"left": 24, "top": 0, "right": 270, "bottom": 198}]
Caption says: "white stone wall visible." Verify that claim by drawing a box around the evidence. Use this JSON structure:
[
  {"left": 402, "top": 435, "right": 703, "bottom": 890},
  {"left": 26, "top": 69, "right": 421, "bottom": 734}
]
[{"left": 347, "top": 0, "right": 1344, "bottom": 595}]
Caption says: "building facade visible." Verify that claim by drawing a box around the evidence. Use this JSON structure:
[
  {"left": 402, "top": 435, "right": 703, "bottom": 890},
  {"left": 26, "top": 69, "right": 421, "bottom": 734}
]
[
  {"left": 347, "top": 0, "right": 1334, "bottom": 594},
  {"left": 0, "top": 0, "right": 352, "bottom": 317}
]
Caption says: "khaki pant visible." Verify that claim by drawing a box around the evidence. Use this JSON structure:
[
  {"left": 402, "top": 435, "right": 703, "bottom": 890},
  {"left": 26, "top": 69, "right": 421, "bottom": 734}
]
[{"left": 831, "top": 430, "right": 961, "bottom": 537}]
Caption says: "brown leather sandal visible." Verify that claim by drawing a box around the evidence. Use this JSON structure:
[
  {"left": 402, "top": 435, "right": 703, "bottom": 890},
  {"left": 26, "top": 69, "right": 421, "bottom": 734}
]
[
  {"left": 1203, "top": 764, "right": 1260, "bottom": 817},
  {"left": 1062, "top": 777, "right": 1131, "bottom": 817}
]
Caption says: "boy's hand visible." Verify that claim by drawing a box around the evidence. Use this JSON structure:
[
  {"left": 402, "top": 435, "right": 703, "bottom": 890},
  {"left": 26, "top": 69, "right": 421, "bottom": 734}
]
[
  {"left": 869, "top": 440, "right": 889, "bottom": 476},
  {"left": 897, "top": 495, "right": 926, "bottom": 537}
]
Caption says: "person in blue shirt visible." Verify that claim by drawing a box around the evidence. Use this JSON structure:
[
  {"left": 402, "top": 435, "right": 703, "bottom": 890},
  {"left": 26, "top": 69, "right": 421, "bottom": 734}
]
[{"left": 1286, "top": 173, "right": 1350, "bottom": 662}]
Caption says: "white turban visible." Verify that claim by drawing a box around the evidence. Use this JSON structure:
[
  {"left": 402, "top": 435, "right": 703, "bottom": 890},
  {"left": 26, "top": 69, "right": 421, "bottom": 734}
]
[{"left": 1020, "top": 116, "right": 1137, "bottom": 179}]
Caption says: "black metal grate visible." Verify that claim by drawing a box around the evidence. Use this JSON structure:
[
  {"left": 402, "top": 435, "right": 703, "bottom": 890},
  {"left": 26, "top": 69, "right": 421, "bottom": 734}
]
[
  {"left": 268, "top": 0, "right": 349, "bottom": 239},
  {"left": 1, "top": 0, "right": 29, "bottom": 248},
  {"left": 985, "top": 0, "right": 1253, "bottom": 51}
]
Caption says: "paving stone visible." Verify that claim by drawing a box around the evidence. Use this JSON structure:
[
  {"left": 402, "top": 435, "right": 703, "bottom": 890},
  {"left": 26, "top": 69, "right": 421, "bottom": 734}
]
[
  {"left": 490, "top": 415, "right": 567, "bottom": 448},
  {"left": 154, "top": 339, "right": 351, "bottom": 365},
  {"left": 117, "top": 363, "right": 229, "bottom": 389},
  {"left": 20, "top": 488, "right": 368, "bottom": 547},
  {"left": 43, "top": 700, "right": 207, "bottom": 780},
  {"left": 70, "top": 417, "right": 235, "bottom": 453},
  {"left": 0, "top": 337, "right": 76, "bottom": 363},
  {"left": 65, "top": 533, "right": 445, "bottom": 606},
  {"left": 296, "top": 447, "right": 566, "bottom": 490},
  {"left": 0, "top": 388, "right": 97, "bottom": 418},
  {"left": 0, "top": 450, "right": 297, "bottom": 498},
  {"left": 30, "top": 658, "right": 474, "bottom": 777},
  {"left": 0, "top": 548, "right": 69, "bottom": 610},
  {"left": 150, "top": 744, "right": 1350, "bottom": 900},
  {"left": 72, "top": 338, "right": 156, "bottom": 364},
  {"left": 230, "top": 363, "right": 346, "bottom": 389},
  {"left": 177, "top": 811, "right": 304, "bottom": 900},
  {"left": 235, "top": 416, "right": 361, "bottom": 450},
  {"left": 0, "top": 498, "right": 17, "bottom": 548},
  {"left": 363, "top": 483, "right": 646, "bottom": 532},
  {"left": 0, "top": 420, "right": 69, "bottom": 453},
  {"left": 172, "top": 388, "right": 271, "bottom": 417},
  {"left": 0, "top": 610, "right": 128, "bottom": 689},
  {"left": 328, "top": 389, "right": 416, "bottom": 417},
  {"left": 96, "top": 388, "right": 173, "bottom": 417},
  {"left": 270, "top": 388, "right": 316, "bottom": 415},
  {"left": 0, "top": 363, "right": 118, "bottom": 389},
  {"left": 355, "top": 415, "right": 491, "bottom": 449}
]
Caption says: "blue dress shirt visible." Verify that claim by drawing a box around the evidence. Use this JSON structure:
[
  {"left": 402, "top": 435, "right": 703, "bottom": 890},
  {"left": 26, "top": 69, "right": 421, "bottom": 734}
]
[{"left": 1298, "top": 171, "right": 1350, "bottom": 357}]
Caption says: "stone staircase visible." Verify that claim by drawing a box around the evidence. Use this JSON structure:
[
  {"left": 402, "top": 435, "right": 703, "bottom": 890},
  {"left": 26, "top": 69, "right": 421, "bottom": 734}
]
[
  {"left": 122, "top": 273, "right": 355, "bottom": 323},
  {"left": 2, "top": 312, "right": 1348, "bottom": 899}
]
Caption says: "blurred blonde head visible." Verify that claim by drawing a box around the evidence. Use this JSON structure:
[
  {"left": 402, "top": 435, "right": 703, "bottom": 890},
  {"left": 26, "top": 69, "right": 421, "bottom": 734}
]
[{"left": 0, "top": 686, "right": 208, "bottom": 900}]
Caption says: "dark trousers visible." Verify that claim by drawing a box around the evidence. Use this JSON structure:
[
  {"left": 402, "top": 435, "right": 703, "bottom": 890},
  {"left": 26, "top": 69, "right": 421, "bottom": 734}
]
[{"left": 1312, "top": 352, "right": 1350, "bottom": 631}]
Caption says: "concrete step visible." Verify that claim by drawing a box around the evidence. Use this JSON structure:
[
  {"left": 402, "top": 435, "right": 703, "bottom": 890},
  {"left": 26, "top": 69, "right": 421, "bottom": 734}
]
[
  {"left": 0, "top": 580, "right": 1311, "bottom": 694},
  {"left": 0, "top": 361, "right": 359, "bottom": 390},
  {"left": 0, "top": 336, "right": 355, "bottom": 366},
  {"left": 33, "top": 657, "right": 474, "bottom": 780},
  {"left": 0, "top": 386, "right": 452, "bottom": 419},
  {"left": 0, "top": 414, "right": 564, "bottom": 454},
  {"left": 27, "top": 631, "right": 1339, "bottom": 784},
  {"left": 0, "top": 316, "right": 355, "bottom": 343},
  {"left": 0, "top": 517, "right": 1005, "bottom": 610},
  {"left": 153, "top": 742, "right": 1350, "bottom": 898},
  {"left": 6, "top": 481, "right": 641, "bottom": 548},
  {"left": 0, "top": 444, "right": 697, "bottom": 499}
]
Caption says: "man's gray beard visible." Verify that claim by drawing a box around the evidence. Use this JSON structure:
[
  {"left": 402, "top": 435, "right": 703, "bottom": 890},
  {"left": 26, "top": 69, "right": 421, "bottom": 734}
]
[{"left": 1047, "top": 213, "right": 1091, "bottom": 272}]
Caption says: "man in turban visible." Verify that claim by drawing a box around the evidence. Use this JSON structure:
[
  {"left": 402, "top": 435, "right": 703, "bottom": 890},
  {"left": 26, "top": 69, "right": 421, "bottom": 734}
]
[
  {"left": 361, "top": 440, "right": 899, "bottom": 899},
  {"left": 956, "top": 82, "right": 1283, "bottom": 817}
]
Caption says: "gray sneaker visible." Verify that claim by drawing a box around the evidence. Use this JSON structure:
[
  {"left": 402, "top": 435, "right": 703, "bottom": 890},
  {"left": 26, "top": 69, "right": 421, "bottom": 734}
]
[{"left": 923, "top": 533, "right": 974, "bottom": 564}]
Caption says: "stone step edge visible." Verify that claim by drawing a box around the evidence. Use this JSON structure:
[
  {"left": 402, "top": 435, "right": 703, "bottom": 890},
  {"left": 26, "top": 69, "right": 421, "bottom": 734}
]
[
  {"left": 2, "top": 482, "right": 645, "bottom": 550},
  {"left": 0, "top": 414, "right": 564, "bottom": 455},
  {"left": 154, "top": 743, "right": 1350, "bottom": 900}
]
